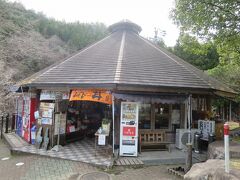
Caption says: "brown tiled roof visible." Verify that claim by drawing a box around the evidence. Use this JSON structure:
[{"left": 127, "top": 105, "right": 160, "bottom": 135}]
[{"left": 20, "top": 21, "right": 236, "bottom": 96}]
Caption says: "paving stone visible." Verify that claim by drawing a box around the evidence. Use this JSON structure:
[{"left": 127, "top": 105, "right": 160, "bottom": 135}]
[{"left": 1, "top": 139, "right": 181, "bottom": 180}]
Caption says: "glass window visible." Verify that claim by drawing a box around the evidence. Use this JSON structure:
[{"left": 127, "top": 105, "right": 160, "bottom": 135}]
[
  {"left": 155, "top": 104, "right": 170, "bottom": 129},
  {"left": 139, "top": 104, "right": 151, "bottom": 129}
]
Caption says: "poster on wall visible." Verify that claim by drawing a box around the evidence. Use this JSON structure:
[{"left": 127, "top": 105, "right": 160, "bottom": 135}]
[
  {"left": 22, "top": 96, "right": 30, "bottom": 140},
  {"left": 120, "top": 102, "right": 139, "bottom": 157},
  {"left": 39, "top": 103, "right": 55, "bottom": 125},
  {"left": 16, "top": 97, "right": 23, "bottom": 137},
  {"left": 54, "top": 113, "right": 67, "bottom": 135}
]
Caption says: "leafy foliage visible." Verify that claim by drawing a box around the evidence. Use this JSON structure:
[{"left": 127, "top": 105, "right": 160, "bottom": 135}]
[
  {"left": 36, "top": 17, "right": 107, "bottom": 50},
  {"left": 171, "top": 0, "right": 240, "bottom": 36},
  {"left": 171, "top": 0, "right": 240, "bottom": 98},
  {"left": 170, "top": 33, "right": 219, "bottom": 70},
  {"left": 0, "top": 0, "right": 107, "bottom": 111},
  {"left": 0, "top": 0, "right": 107, "bottom": 50}
]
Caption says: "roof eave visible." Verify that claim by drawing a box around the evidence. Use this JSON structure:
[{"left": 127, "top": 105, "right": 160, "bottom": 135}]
[{"left": 20, "top": 82, "right": 236, "bottom": 97}]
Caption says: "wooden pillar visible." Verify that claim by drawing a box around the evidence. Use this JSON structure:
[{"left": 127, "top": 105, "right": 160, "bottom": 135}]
[
  {"left": 186, "top": 143, "right": 193, "bottom": 172},
  {"left": 180, "top": 103, "right": 185, "bottom": 129},
  {"left": 206, "top": 96, "right": 212, "bottom": 112}
]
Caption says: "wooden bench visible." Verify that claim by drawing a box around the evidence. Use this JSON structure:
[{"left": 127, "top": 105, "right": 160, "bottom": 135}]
[{"left": 139, "top": 130, "right": 174, "bottom": 153}]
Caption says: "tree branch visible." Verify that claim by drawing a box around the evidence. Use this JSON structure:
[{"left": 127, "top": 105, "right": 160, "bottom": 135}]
[{"left": 203, "top": 1, "right": 239, "bottom": 19}]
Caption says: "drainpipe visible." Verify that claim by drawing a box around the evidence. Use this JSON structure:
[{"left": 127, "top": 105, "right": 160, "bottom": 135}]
[
  {"left": 186, "top": 94, "right": 192, "bottom": 172},
  {"left": 112, "top": 96, "right": 115, "bottom": 156}
]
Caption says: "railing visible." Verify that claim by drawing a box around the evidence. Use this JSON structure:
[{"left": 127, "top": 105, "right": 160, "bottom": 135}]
[
  {"left": 0, "top": 113, "right": 12, "bottom": 139},
  {"left": 232, "top": 112, "right": 240, "bottom": 122}
]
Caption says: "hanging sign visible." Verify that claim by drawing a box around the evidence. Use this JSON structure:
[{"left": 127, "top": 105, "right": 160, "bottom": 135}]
[
  {"left": 40, "top": 90, "right": 69, "bottom": 100},
  {"left": 70, "top": 89, "right": 112, "bottom": 104}
]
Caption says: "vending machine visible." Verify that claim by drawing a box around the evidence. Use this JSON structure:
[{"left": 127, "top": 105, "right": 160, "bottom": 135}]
[{"left": 120, "top": 102, "right": 139, "bottom": 157}]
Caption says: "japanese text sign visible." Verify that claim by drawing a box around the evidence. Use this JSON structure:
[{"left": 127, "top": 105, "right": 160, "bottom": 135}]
[
  {"left": 70, "top": 89, "right": 112, "bottom": 104},
  {"left": 123, "top": 126, "right": 136, "bottom": 136}
]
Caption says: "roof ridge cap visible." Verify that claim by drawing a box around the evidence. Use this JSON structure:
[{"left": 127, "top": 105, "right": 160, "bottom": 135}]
[{"left": 114, "top": 31, "right": 126, "bottom": 83}]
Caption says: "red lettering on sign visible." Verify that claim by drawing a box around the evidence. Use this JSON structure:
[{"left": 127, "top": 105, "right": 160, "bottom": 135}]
[{"left": 123, "top": 127, "right": 136, "bottom": 136}]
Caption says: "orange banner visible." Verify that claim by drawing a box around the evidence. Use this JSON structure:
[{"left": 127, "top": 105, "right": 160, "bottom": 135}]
[{"left": 70, "top": 89, "right": 112, "bottom": 104}]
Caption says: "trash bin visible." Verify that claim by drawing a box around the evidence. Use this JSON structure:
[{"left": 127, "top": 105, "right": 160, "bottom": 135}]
[
  {"left": 194, "top": 132, "right": 202, "bottom": 153},
  {"left": 31, "top": 125, "right": 36, "bottom": 145},
  {"left": 208, "top": 133, "right": 215, "bottom": 144}
]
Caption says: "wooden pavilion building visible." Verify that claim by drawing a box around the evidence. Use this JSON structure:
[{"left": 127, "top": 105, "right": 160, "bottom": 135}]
[{"left": 15, "top": 20, "right": 237, "bottom": 157}]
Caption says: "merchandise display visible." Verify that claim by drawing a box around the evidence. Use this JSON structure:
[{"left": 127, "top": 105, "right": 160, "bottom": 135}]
[{"left": 65, "top": 101, "right": 112, "bottom": 142}]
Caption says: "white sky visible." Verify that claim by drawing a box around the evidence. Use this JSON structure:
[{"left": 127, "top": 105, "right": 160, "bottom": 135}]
[{"left": 9, "top": 0, "right": 179, "bottom": 46}]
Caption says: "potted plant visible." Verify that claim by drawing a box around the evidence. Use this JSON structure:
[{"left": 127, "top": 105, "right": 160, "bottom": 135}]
[{"left": 102, "top": 118, "right": 110, "bottom": 133}]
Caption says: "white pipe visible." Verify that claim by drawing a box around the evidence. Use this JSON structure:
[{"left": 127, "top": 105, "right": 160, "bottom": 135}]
[
  {"left": 224, "top": 134, "right": 230, "bottom": 173},
  {"left": 112, "top": 96, "right": 115, "bottom": 156}
]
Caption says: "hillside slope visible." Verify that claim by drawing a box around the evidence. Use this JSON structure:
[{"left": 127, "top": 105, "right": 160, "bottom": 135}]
[{"left": 0, "top": 0, "right": 107, "bottom": 111}]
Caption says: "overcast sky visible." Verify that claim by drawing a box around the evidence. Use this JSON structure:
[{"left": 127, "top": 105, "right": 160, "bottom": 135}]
[{"left": 10, "top": 0, "right": 179, "bottom": 46}]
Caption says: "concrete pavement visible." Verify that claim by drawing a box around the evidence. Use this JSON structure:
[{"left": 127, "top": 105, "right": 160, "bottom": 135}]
[{"left": 0, "top": 139, "right": 180, "bottom": 180}]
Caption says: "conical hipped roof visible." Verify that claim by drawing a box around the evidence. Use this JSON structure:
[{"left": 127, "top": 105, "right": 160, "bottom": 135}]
[{"left": 20, "top": 20, "right": 236, "bottom": 97}]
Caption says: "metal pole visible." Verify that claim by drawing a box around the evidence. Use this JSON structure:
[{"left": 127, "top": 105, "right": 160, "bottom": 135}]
[
  {"left": 224, "top": 123, "right": 230, "bottom": 173},
  {"left": 187, "top": 94, "right": 192, "bottom": 143},
  {"left": 229, "top": 101, "right": 232, "bottom": 121},
  {"left": 112, "top": 96, "right": 115, "bottom": 156},
  {"left": 186, "top": 94, "right": 193, "bottom": 172},
  {"left": 56, "top": 98, "right": 60, "bottom": 150},
  {"left": 5, "top": 113, "right": 9, "bottom": 133},
  {"left": 51, "top": 92, "right": 63, "bottom": 152}
]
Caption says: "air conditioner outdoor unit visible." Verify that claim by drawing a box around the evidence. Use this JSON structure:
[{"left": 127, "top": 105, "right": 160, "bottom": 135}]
[{"left": 175, "top": 129, "right": 199, "bottom": 149}]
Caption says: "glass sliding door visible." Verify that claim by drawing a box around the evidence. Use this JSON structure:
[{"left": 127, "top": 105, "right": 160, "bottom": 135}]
[
  {"left": 155, "top": 104, "right": 170, "bottom": 130},
  {"left": 138, "top": 104, "right": 151, "bottom": 129}
]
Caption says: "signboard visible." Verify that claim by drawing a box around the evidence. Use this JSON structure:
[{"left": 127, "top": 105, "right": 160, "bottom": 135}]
[
  {"left": 70, "top": 89, "right": 112, "bottom": 104},
  {"left": 120, "top": 102, "right": 139, "bottom": 157},
  {"left": 123, "top": 127, "right": 136, "bottom": 136},
  {"left": 39, "top": 103, "right": 55, "bottom": 125},
  {"left": 198, "top": 120, "right": 215, "bottom": 139},
  {"left": 98, "top": 135, "right": 106, "bottom": 145},
  {"left": 40, "top": 90, "right": 69, "bottom": 100},
  {"left": 54, "top": 113, "right": 67, "bottom": 135}
]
